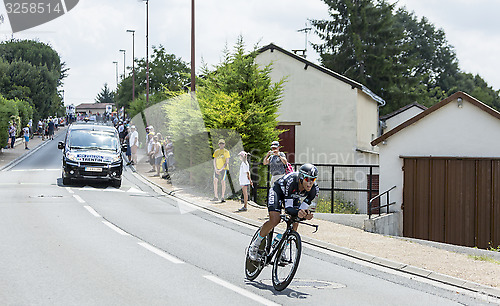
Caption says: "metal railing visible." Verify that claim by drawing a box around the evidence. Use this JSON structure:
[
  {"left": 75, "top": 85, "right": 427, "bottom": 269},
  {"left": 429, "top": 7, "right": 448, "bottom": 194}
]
[
  {"left": 368, "top": 185, "right": 396, "bottom": 219},
  {"left": 250, "top": 162, "right": 379, "bottom": 214}
]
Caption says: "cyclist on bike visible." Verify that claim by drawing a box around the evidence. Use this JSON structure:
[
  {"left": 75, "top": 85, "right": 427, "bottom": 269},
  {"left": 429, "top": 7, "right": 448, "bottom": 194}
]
[{"left": 248, "top": 163, "right": 319, "bottom": 261}]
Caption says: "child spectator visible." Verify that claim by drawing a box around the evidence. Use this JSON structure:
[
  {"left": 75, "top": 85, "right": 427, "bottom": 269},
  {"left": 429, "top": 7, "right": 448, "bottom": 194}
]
[{"left": 238, "top": 151, "right": 252, "bottom": 212}]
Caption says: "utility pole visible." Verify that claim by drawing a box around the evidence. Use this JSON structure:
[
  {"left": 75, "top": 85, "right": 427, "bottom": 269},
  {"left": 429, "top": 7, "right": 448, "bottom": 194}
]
[{"left": 191, "top": 0, "right": 195, "bottom": 94}]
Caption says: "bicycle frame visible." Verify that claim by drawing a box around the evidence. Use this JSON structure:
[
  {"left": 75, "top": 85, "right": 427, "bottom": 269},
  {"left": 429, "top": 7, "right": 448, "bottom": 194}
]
[{"left": 261, "top": 214, "right": 318, "bottom": 266}]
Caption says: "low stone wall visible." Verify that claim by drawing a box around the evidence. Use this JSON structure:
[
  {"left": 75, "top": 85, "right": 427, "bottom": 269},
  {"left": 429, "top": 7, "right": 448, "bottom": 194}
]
[{"left": 364, "top": 212, "right": 403, "bottom": 236}]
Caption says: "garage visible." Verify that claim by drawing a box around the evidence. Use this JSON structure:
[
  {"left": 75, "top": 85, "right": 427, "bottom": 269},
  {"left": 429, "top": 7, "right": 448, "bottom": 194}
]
[
  {"left": 371, "top": 92, "right": 500, "bottom": 248},
  {"left": 403, "top": 157, "right": 500, "bottom": 248}
]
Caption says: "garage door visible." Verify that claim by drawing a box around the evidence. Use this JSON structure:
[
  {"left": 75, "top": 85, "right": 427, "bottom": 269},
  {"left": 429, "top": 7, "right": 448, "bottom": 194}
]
[{"left": 403, "top": 157, "right": 500, "bottom": 249}]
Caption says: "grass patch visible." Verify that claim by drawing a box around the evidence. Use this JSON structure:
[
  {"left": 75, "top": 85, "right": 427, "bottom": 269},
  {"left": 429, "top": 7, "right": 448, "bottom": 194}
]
[
  {"left": 315, "top": 196, "right": 358, "bottom": 214},
  {"left": 468, "top": 255, "right": 500, "bottom": 265}
]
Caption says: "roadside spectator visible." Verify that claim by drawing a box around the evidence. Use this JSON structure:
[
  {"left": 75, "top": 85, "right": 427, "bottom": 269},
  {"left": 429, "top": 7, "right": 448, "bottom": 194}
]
[
  {"left": 28, "top": 119, "right": 33, "bottom": 139},
  {"left": 129, "top": 125, "right": 139, "bottom": 165},
  {"left": 152, "top": 135, "right": 163, "bottom": 177},
  {"left": 146, "top": 132, "right": 155, "bottom": 172},
  {"left": 165, "top": 136, "right": 175, "bottom": 171},
  {"left": 47, "top": 118, "right": 55, "bottom": 140},
  {"left": 124, "top": 125, "right": 132, "bottom": 164},
  {"left": 212, "top": 139, "right": 230, "bottom": 203},
  {"left": 22, "top": 125, "right": 30, "bottom": 150},
  {"left": 8, "top": 122, "right": 16, "bottom": 149},
  {"left": 238, "top": 151, "right": 252, "bottom": 212},
  {"left": 263, "top": 141, "right": 288, "bottom": 186},
  {"left": 118, "top": 121, "right": 125, "bottom": 143},
  {"left": 37, "top": 120, "right": 43, "bottom": 137}
]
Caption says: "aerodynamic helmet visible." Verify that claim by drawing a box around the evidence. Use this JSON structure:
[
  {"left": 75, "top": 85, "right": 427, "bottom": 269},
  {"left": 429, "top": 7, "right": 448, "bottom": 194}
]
[{"left": 298, "top": 163, "right": 318, "bottom": 182}]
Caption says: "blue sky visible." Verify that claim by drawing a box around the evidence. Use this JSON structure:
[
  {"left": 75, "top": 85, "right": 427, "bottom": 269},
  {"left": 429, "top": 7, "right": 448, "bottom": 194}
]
[{"left": 0, "top": 0, "right": 498, "bottom": 107}]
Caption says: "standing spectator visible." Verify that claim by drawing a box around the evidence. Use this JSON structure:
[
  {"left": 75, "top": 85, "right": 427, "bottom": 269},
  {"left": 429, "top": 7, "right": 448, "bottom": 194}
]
[
  {"left": 37, "top": 120, "right": 43, "bottom": 137},
  {"left": 8, "top": 122, "right": 16, "bottom": 149},
  {"left": 263, "top": 141, "right": 288, "bottom": 186},
  {"left": 129, "top": 125, "right": 139, "bottom": 165},
  {"left": 212, "top": 139, "right": 230, "bottom": 203},
  {"left": 28, "top": 119, "right": 33, "bottom": 139},
  {"left": 47, "top": 118, "right": 55, "bottom": 140},
  {"left": 165, "top": 137, "right": 175, "bottom": 171},
  {"left": 124, "top": 125, "right": 132, "bottom": 164},
  {"left": 118, "top": 121, "right": 125, "bottom": 143},
  {"left": 22, "top": 125, "right": 30, "bottom": 150},
  {"left": 152, "top": 136, "right": 163, "bottom": 177},
  {"left": 238, "top": 151, "right": 252, "bottom": 212},
  {"left": 146, "top": 132, "right": 156, "bottom": 172}
]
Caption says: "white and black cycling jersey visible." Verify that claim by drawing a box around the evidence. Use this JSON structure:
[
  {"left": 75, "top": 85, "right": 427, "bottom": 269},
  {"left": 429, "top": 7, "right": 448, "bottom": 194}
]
[{"left": 268, "top": 172, "right": 319, "bottom": 215}]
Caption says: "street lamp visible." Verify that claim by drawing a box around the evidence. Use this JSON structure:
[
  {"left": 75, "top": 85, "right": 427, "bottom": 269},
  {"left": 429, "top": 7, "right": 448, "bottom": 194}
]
[
  {"left": 112, "top": 61, "right": 118, "bottom": 88},
  {"left": 119, "top": 49, "right": 126, "bottom": 80},
  {"left": 126, "top": 29, "right": 136, "bottom": 101},
  {"left": 142, "top": 0, "right": 150, "bottom": 105}
]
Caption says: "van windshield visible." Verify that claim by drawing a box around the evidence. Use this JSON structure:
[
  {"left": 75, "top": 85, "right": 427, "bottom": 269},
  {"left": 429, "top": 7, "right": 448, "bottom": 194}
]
[{"left": 68, "top": 130, "right": 119, "bottom": 151}]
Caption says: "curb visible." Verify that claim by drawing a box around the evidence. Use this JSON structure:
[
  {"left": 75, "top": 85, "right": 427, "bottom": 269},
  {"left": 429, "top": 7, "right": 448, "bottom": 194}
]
[{"left": 131, "top": 167, "right": 500, "bottom": 301}]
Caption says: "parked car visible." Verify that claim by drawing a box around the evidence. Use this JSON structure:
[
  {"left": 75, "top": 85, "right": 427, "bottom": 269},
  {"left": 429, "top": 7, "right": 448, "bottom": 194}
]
[{"left": 58, "top": 122, "right": 126, "bottom": 187}]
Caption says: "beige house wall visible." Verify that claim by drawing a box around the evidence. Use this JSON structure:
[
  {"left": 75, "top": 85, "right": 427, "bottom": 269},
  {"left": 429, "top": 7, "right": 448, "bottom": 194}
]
[{"left": 256, "top": 48, "right": 379, "bottom": 166}]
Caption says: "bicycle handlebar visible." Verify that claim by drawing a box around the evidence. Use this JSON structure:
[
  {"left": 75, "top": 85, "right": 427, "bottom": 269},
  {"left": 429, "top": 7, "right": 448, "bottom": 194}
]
[{"left": 280, "top": 214, "right": 319, "bottom": 233}]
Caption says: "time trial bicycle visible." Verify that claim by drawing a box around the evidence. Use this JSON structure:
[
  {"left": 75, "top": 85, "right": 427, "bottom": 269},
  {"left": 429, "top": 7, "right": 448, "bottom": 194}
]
[{"left": 245, "top": 213, "right": 318, "bottom": 291}]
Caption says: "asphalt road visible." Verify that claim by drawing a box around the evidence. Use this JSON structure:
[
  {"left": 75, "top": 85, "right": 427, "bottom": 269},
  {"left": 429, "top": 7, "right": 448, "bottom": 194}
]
[{"left": 0, "top": 132, "right": 491, "bottom": 305}]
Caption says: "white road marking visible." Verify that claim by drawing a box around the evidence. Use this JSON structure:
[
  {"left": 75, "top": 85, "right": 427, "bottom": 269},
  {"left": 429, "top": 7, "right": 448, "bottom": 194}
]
[
  {"left": 127, "top": 187, "right": 146, "bottom": 194},
  {"left": 83, "top": 205, "right": 101, "bottom": 217},
  {"left": 73, "top": 194, "right": 85, "bottom": 203},
  {"left": 203, "top": 275, "right": 280, "bottom": 306},
  {"left": 102, "top": 221, "right": 130, "bottom": 236},
  {"left": 137, "top": 242, "right": 184, "bottom": 264},
  {"left": 65, "top": 187, "right": 74, "bottom": 194}
]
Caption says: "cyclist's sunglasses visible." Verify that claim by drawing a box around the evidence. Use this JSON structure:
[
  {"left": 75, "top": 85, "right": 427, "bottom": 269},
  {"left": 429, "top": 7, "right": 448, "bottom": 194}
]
[{"left": 303, "top": 174, "right": 317, "bottom": 183}]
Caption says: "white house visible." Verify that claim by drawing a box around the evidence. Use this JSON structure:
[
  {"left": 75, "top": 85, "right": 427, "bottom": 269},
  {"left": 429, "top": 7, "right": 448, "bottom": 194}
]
[
  {"left": 370, "top": 92, "right": 500, "bottom": 248},
  {"left": 255, "top": 44, "right": 385, "bottom": 213},
  {"left": 256, "top": 43, "right": 384, "bottom": 165}
]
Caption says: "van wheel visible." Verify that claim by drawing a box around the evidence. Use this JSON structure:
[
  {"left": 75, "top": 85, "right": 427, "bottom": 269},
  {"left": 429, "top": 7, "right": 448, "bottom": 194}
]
[
  {"left": 63, "top": 177, "right": 72, "bottom": 185},
  {"left": 112, "top": 179, "right": 121, "bottom": 188}
]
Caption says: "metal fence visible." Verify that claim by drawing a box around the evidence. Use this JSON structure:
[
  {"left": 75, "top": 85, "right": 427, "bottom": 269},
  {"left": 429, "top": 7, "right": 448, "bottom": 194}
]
[{"left": 250, "top": 162, "right": 379, "bottom": 214}]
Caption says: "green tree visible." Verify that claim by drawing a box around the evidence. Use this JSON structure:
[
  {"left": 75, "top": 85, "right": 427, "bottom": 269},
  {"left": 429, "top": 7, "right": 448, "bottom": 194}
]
[
  {"left": 311, "top": 0, "right": 417, "bottom": 113},
  {"left": 95, "top": 83, "right": 115, "bottom": 103},
  {"left": 197, "top": 38, "right": 284, "bottom": 157},
  {"left": 150, "top": 38, "right": 284, "bottom": 192},
  {"left": 311, "top": 0, "right": 500, "bottom": 114},
  {"left": 0, "top": 39, "right": 67, "bottom": 120}
]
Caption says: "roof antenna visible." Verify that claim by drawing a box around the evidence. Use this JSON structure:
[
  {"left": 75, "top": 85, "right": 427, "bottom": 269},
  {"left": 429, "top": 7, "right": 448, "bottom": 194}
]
[{"left": 293, "top": 23, "right": 312, "bottom": 58}]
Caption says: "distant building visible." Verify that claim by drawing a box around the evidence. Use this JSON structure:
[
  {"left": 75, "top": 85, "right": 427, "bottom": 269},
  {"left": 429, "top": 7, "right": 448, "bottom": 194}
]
[{"left": 75, "top": 102, "right": 114, "bottom": 115}]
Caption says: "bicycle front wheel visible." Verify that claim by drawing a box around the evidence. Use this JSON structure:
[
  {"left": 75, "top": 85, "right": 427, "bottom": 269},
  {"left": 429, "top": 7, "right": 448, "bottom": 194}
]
[{"left": 272, "top": 231, "right": 302, "bottom": 291}]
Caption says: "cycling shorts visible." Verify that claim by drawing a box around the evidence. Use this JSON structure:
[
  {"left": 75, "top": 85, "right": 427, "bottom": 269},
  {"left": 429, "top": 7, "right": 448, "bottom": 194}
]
[{"left": 267, "top": 188, "right": 283, "bottom": 212}]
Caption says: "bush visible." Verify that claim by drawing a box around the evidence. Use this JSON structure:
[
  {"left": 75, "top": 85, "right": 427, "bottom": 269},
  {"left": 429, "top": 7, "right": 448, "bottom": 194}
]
[
  {"left": 0, "top": 94, "right": 19, "bottom": 147},
  {"left": 315, "top": 195, "right": 359, "bottom": 214}
]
